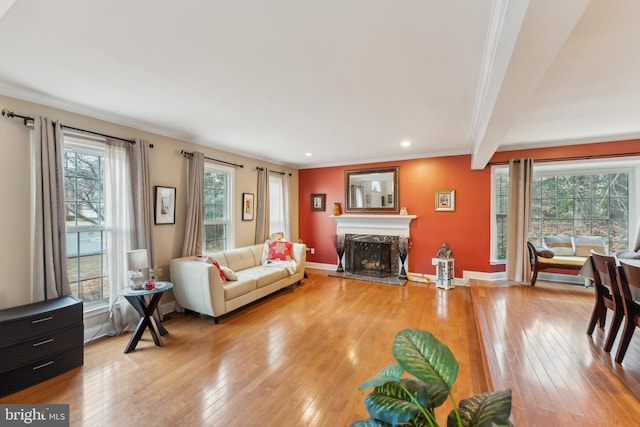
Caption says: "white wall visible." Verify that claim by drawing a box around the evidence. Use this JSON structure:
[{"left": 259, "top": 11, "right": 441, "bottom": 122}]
[{"left": 0, "top": 95, "right": 299, "bottom": 310}]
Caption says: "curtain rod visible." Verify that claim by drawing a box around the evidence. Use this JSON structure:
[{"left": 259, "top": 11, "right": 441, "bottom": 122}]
[
  {"left": 488, "top": 150, "right": 640, "bottom": 166},
  {"left": 2, "top": 108, "right": 153, "bottom": 147},
  {"left": 255, "top": 166, "right": 292, "bottom": 176},
  {"left": 180, "top": 149, "right": 244, "bottom": 168}
]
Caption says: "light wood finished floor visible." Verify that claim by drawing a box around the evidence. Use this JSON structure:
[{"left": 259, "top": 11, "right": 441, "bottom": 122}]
[
  {"left": 1, "top": 271, "right": 640, "bottom": 426},
  {"left": 471, "top": 279, "right": 640, "bottom": 426}
]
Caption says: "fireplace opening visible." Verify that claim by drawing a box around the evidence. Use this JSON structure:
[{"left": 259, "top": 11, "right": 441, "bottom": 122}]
[{"left": 345, "top": 234, "right": 398, "bottom": 277}]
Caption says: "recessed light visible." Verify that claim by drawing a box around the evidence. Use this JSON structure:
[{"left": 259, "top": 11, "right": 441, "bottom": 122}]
[
  {"left": 401, "top": 140, "right": 411, "bottom": 147},
  {"left": 305, "top": 152, "right": 313, "bottom": 157}
]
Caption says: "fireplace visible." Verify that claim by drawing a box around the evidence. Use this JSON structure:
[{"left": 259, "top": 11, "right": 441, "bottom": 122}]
[{"left": 345, "top": 234, "right": 399, "bottom": 277}]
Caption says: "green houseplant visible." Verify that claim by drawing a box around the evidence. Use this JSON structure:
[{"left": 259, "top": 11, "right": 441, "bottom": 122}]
[{"left": 352, "top": 329, "right": 514, "bottom": 427}]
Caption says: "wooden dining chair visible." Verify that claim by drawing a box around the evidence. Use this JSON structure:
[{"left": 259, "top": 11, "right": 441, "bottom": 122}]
[
  {"left": 616, "top": 261, "right": 640, "bottom": 363},
  {"left": 587, "top": 252, "right": 624, "bottom": 353}
]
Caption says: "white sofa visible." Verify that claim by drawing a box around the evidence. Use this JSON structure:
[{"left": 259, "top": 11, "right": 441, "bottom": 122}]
[{"left": 170, "top": 243, "right": 306, "bottom": 323}]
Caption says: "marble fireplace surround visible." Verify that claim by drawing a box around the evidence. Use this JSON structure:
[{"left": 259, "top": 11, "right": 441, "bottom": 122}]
[{"left": 331, "top": 214, "right": 417, "bottom": 283}]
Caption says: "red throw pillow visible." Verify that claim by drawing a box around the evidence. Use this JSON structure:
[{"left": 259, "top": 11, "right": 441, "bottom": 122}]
[
  {"left": 268, "top": 240, "right": 293, "bottom": 261},
  {"left": 208, "top": 257, "right": 227, "bottom": 282}
]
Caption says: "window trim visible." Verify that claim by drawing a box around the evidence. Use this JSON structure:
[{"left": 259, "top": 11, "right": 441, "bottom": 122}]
[
  {"left": 203, "top": 162, "right": 235, "bottom": 251},
  {"left": 64, "top": 134, "right": 109, "bottom": 310}
]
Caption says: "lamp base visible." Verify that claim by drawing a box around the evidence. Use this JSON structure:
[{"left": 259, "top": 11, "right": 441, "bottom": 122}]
[{"left": 130, "top": 270, "right": 144, "bottom": 290}]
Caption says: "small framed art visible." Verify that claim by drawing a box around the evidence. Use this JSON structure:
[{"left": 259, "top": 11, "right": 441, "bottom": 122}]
[
  {"left": 155, "top": 186, "right": 176, "bottom": 224},
  {"left": 435, "top": 189, "right": 455, "bottom": 212},
  {"left": 242, "top": 193, "right": 254, "bottom": 221},
  {"left": 311, "top": 193, "right": 326, "bottom": 212}
]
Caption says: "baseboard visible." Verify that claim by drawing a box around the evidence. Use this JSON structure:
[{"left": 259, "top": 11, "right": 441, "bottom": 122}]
[{"left": 306, "top": 262, "right": 337, "bottom": 271}]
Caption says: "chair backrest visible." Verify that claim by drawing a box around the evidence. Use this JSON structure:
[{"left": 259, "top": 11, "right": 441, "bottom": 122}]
[
  {"left": 590, "top": 251, "right": 621, "bottom": 304},
  {"left": 619, "top": 261, "right": 640, "bottom": 314},
  {"left": 527, "top": 242, "right": 536, "bottom": 266}
]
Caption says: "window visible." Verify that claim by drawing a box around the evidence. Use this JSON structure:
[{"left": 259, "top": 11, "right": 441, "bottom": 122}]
[
  {"left": 269, "top": 173, "right": 285, "bottom": 235},
  {"left": 203, "top": 164, "right": 234, "bottom": 252},
  {"left": 64, "top": 137, "right": 109, "bottom": 307},
  {"left": 492, "top": 160, "right": 639, "bottom": 262}
]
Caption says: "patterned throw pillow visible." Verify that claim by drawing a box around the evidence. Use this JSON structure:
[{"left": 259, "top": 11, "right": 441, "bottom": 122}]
[
  {"left": 220, "top": 266, "right": 237, "bottom": 281},
  {"left": 268, "top": 240, "right": 293, "bottom": 261},
  {"left": 208, "top": 257, "right": 227, "bottom": 282},
  {"left": 543, "top": 235, "right": 574, "bottom": 256}
]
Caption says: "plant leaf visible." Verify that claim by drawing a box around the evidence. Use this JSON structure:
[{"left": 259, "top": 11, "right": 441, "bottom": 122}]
[
  {"left": 392, "top": 329, "right": 458, "bottom": 406},
  {"left": 364, "top": 381, "right": 422, "bottom": 425},
  {"left": 359, "top": 364, "right": 404, "bottom": 390},
  {"left": 350, "top": 419, "right": 391, "bottom": 427},
  {"left": 447, "top": 389, "right": 513, "bottom": 427}
]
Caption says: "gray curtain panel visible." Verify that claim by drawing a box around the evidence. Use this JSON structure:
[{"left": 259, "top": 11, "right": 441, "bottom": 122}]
[
  {"left": 254, "top": 167, "right": 270, "bottom": 244},
  {"left": 130, "top": 139, "right": 156, "bottom": 265},
  {"left": 506, "top": 158, "right": 534, "bottom": 283},
  {"left": 32, "top": 116, "right": 70, "bottom": 302},
  {"left": 182, "top": 152, "right": 204, "bottom": 256}
]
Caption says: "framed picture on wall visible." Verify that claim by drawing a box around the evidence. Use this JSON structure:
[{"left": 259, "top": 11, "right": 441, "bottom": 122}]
[
  {"left": 311, "top": 193, "right": 326, "bottom": 212},
  {"left": 242, "top": 193, "right": 254, "bottom": 221},
  {"left": 155, "top": 186, "right": 176, "bottom": 224},
  {"left": 435, "top": 189, "right": 455, "bottom": 212}
]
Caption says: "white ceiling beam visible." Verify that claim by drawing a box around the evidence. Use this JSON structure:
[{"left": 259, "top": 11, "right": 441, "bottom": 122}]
[{"left": 471, "top": 0, "right": 592, "bottom": 170}]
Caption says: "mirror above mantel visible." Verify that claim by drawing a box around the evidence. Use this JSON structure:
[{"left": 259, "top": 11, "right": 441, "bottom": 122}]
[{"left": 345, "top": 166, "right": 399, "bottom": 214}]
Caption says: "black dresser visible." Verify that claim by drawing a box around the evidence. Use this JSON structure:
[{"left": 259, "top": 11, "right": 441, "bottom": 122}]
[{"left": 0, "top": 296, "right": 84, "bottom": 397}]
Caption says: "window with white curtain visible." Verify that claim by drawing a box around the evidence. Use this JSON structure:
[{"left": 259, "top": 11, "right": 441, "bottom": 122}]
[
  {"left": 269, "top": 173, "right": 285, "bottom": 236},
  {"left": 203, "top": 163, "right": 234, "bottom": 252},
  {"left": 491, "top": 159, "right": 640, "bottom": 262},
  {"left": 64, "top": 136, "right": 108, "bottom": 309}
]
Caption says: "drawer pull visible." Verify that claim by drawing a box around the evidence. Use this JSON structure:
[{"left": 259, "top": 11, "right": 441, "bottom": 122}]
[
  {"left": 32, "top": 316, "right": 53, "bottom": 324},
  {"left": 33, "top": 361, "right": 54, "bottom": 370},
  {"left": 33, "top": 338, "right": 54, "bottom": 347}
]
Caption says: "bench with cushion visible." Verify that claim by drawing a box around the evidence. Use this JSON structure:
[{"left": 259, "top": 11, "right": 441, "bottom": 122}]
[{"left": 527, "top": 235, "right": 606, "bottom": 286}]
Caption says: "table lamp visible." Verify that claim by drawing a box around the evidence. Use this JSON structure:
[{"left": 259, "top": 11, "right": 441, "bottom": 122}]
[{"left": 127, "top": 249, "right": 148, "bottom": 289}]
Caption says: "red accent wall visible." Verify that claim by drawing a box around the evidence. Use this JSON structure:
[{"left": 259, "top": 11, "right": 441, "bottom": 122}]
[{"left": 298, "top": 139, "right": 640, "bottom": 277}]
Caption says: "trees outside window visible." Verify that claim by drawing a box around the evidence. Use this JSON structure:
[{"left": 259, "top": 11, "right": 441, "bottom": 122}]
[
  {"left": 493, "top": 162, "right": 636, "bottom": 261},
  {"left": 203, "top": 164, "right": 233, "bottom": 252},
  {"left": 64, "top": 138, "right": 108, "bottom": 306}
]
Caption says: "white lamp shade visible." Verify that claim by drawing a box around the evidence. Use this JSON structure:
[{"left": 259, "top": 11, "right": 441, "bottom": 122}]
[{"left": 127, "top": 249, "right": 149, "bottom": 270}]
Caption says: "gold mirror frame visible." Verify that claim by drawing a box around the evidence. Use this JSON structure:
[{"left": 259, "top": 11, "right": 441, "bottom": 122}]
[{"left": 344, "top": 166, "right": 399, "bottom": 213}]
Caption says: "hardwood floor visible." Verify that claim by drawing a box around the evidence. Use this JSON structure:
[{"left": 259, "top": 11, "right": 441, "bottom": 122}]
[
  {"left": 1, "top": 271, "right": 639, "bottom": 426},
  {"left": 471, "top": 279, "right": 640, "bottom": 426}
]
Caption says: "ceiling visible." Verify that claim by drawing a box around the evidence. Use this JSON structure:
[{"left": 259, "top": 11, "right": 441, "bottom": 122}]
[{"left": 1, "top": 0, "right": 639, "bottom": 170}]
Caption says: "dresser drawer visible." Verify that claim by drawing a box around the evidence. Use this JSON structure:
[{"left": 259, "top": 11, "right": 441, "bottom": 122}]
[
  {"left": 0, "top": 324, "right": 83, "bottom": 374},
  {"left": 0, "top": 345, "right": 83, "bottom": 397},
  {"left": 0, "top": 296, "right": 82, "bottom": 347}
]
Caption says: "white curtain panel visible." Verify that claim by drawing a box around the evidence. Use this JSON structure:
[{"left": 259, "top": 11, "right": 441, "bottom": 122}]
[
  {"left": 182, "top": 152, "right": 204, "bottom": 256},
  {"left": 105, "top": 139, "right": 138, "bottom": 333},
  {"left": 506, "top": 158, "right": 534, "bottom": 283},
  {"left": 254, "top": 167, "right": 270, "bottom": 244},
  {"left": 31, "top": 116, "right": 70, "bottom": 302}
]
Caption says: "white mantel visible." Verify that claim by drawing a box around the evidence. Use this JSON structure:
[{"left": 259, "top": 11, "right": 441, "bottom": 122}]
[{"left": 331, "top": 214, "right": 416, "bottom": 237}]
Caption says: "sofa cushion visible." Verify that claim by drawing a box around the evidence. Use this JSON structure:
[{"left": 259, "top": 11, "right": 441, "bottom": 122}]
[
  {"left": 543, "top": 235, "right": 574, "bottom": 256},
  {"left": 224, "top": 278, "right": 256, "bottom": 300},
  {"left": 268, "top": 240, "right": 293, "bottom": 261},
  {"left": 573, "top": 236, "right": 606, "bottom": 256},
  {"left": 238, "top": 265, "right": 289, "bottom": 288},
  {"left": 223, "top": 247, "right": 260, "bottom": 271}
]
